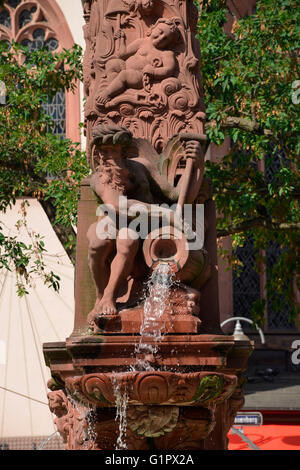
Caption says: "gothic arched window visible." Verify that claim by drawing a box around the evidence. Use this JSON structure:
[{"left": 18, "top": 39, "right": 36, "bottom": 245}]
[
  {"left": 0, "top": 1, "right": 61, "bottom": 51},
  {"left": 0, "top": 0, "right": 80, "bottom": 141}
]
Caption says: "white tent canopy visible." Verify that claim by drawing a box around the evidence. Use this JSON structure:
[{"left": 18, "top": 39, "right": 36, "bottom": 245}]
[{"left": 0, "top": 198, "right": 74, "bottom": 438}]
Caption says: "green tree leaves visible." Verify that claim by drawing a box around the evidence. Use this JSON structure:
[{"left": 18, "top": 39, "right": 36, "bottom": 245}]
[
  {"left": 197, "top": 0, "right": 300, "bottom": 324},
  {"left": 0, "top": 41, "right": 88, "bottom": 294}
]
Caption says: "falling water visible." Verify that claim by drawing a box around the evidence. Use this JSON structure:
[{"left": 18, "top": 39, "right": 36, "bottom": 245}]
[
  {"left": 36, "top": 431, "right": 59, "bottom": 450},
  {"left": 112, "top": 262, "right": 175, "bottom": 449},
  {"left": 85, "top": 408, "right": 98, "bottom": 448},
  {"left": 66, "top": 393, "right": 97, "bottom": 450},
  {"left": 134, "top": 262, "right": 175, "bottom": 370},
  {"left": 112, "top": 375, "right": 129, "bottom": 450}
]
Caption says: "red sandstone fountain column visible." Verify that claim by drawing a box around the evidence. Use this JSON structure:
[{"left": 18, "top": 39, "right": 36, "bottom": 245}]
[{"left": 43, "top": 0, "right": 253, "bottom": 450}]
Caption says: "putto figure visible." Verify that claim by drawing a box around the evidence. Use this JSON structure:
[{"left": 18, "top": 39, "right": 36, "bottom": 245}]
[{"left": 96, "top": 18, "right": 180, "bottom": 106}]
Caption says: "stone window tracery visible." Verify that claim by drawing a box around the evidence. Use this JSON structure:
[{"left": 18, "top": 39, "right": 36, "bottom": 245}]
[
  {"left": 0, "top": 0, "right": 60, "bottom": 52},
  {"left": 0, "top": 0, "right": 66, "bottom": 137}
]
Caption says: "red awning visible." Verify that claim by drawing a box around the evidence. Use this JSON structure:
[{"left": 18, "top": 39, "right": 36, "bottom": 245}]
[{"left": 228, "top": 424, "right": 300, "bottom": 450}]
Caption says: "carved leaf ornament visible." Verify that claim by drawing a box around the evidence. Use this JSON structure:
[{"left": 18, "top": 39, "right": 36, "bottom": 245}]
[
  {"left": 83, "top": 0, "right": 206, "bottom": 155},
  {"left": 65, "top": 371, "right": 237, "bottom": 408}
]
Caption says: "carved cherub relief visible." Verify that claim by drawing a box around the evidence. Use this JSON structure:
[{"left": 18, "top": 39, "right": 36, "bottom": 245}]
[
  {"left": 83, "top": 1, "right": 205, "bottom": 153},
  {"left": 96, "top": 17, "right": 181, "bottom": 107}
]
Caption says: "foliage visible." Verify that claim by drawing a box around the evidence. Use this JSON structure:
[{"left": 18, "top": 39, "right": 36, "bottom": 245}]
[
  {"left": 0, "top": 200, "right": 60, "bottom": 296},
  {"left": 197, "top": 0, "right": 300, "bottom": 324},
  {"left": 0, "top": 41, "right": 89, "bottom": 294}
]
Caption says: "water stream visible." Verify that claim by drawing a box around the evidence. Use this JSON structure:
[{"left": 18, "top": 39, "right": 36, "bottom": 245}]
[
  {"left": 112, "top": 375, "right": 129, "bottom": 450},
  {"left": 112, "top": 262, "right": 175, "bottom": 449},
  {"left": 133, "top": 262, "right": 175, "bottom": 371}
]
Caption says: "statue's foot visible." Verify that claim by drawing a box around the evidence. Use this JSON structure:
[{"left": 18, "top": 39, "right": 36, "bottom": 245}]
[
  {"left": 96, "top": 93, "right": 110, "bottom": 107},
  {"left": 185, "top": 289, "right": 200, "bottom": 315},
  {"left": 96, "top": 296, "right": 118, "bottom": 316},
  {"left": 87, "top": 297, "right": 118, "bottom": 332},
  {"left": 87, "top": 305, "right": 101, "bottom": 333}
]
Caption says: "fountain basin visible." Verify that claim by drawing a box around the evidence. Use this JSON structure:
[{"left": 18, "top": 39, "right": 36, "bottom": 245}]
[
  {"left": 44, "top": 335, "right": 253, "bottom": 450},
  {"left": 65, "top": 371, "right": 237, "bottom": 408}
]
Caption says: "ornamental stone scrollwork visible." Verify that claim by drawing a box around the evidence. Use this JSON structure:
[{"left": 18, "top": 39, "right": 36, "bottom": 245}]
[
  {"left": 82, "top": 0, "right": 206, "bottom": 156},
  {"left": 127, "top": 405, "right": 179, "bottom": 438},
  {"left": 65, "top": 371, "right": 237, "bottom": 408},
  {"left": 71, "top": 405, "right": 216, "bottom": 450},
  {"left": 47, "top": 389, "right": 94, "bottom": 450}
]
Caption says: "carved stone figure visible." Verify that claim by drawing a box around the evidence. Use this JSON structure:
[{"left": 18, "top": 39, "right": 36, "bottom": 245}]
[
  {"left": 86, "top": 124, "right": 205, "bottom": 325},
  {"left": 83, "top": 0, "right": 206, "bottom": 155},
  {"left": 44, "top": 0, "right": 253, "bottom": 452},
  {"left": 48, "top": 390, "right": 92, "bottom": 450},
  {"left": 96, "top": 18, "right": 180, "bottom": 107}
]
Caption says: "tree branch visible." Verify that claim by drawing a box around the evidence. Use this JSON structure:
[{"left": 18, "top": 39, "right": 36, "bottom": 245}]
[
  {"left": 205, "top": 116, "right": 273, "bottom": 135},
  {"left": 214, "top": 187, "right": 300, "bottom": 199},
  {"left": 217, "top": 217, "right": 300, "bottom": 237}
]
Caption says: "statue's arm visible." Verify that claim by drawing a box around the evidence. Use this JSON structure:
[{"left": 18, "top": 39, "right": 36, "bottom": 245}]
[
  {"left": 118, "top": 38, "right": 143, "bottom": 60},
  {"left": 90, "top": 172, "right": 154, "bottom": 216},
  {"left": 90, "top": 171, "right": 178, "bottom": 226},
  {"left": 143, "top": 52, "right": 176, "bottom": 80},
  {"left": 137, "top": 158, "right": 180, "bottom": 204}
]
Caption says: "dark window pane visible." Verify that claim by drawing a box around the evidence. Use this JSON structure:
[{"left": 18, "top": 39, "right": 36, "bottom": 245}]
[
  {"left": 233, "top": 237, "right": 260, "bottom": 321},
  {"left": 19, "top": 9, "right": 33, "bottom": 29},
  {"left": 7, "top": 0, "right": 22, "bottom": 8},
  {"left": 266, "top": 242, "right": 294, "bottom": 330},
  {"left": 21, "top": 29, "right": 58, "bottom": 53},
  {"left": 45, "top": 38, "right": 59, "bottom": 51},
  {"left": 265, "top": 151, "right": 293, "bottom": 330},
  {"left": 42, "top": 90, "right": 66, "bottom": 139},
  {"left": 0, "top": 9, "right": 11, "bottom": 29},
  {"left": 33, "top": 28, "right": 45, "bottom": 40},
  {"left": 265, "top": 151, "right": 290, "bottom": 184}
]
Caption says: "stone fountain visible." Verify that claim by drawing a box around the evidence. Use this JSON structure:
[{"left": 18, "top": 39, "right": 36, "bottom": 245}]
[{"left": 43, "top": 0, "right": 253, "bottom": 450}]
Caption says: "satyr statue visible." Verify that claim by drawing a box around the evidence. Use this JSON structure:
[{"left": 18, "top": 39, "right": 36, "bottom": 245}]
[{"left": 87, "top": 125, "right": 204, "bottom": 324}]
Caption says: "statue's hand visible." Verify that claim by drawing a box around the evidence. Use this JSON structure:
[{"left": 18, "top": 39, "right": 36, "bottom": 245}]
[
  {"left": 142, "top": 71, "right": 152, "bottom": 93},
  {"left": 143, "top": 64, "right": 154, "bottom": 77},
  {"left": 184, "top": 140, "right": 203, "bottom": 168},
  {"left": 114, "top": 29, "right": 125, "bottom": 40},
  {"left": 169, "top": 209, "right": 185, "bottom": 233},
  {"left": 151, "top": 206, "right": 184, "bottom": 233}
]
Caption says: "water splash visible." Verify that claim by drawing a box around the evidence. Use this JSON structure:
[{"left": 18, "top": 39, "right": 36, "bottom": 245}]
[
  {"left": 133, "top": 262, "right": 175, "bottom": 371},
  {"left": 113, "top": 263, "right": 175, "bottom": 449},
  {"left": 112, "top": 375, "right": 129, "bottom": 450},
  {"left": 36, "top": 431, "right": 59, "bottom": 450},
  {"left": 66, "top": 393, "right": 96, "bottom": 450},
  {"left": 85, "top": 408, "right": 97, "bottom": 448}
]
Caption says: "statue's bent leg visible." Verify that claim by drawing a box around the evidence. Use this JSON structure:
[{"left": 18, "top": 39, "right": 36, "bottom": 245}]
[
  {"left": 87, "top": 222, "right": 115, "bottom": 306},
  {"left": 98, "top": 227, "right": 140, "bottom": 315},
  {"left": 98, "top": 69, "right": 143, "bottom": 104}
]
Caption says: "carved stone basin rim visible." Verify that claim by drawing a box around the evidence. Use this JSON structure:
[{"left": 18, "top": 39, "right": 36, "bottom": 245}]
[{"left": 65, "top": 371, "right": 237, "bottom": 408}]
